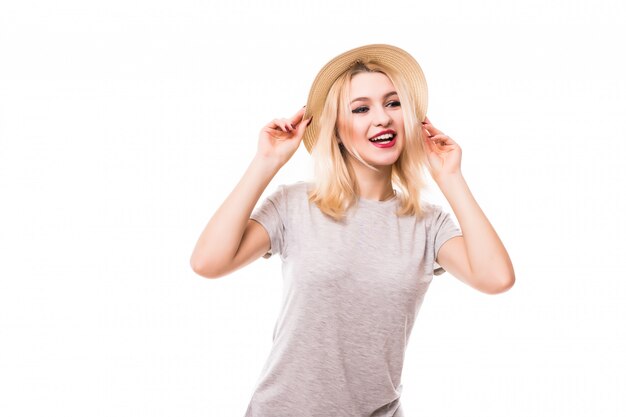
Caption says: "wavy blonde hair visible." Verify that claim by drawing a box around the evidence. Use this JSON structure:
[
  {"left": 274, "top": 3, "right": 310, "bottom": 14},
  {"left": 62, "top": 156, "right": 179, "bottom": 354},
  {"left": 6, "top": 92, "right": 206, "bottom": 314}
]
[{"left": 308, "top": 59, "right": 430, "bottom": 221}]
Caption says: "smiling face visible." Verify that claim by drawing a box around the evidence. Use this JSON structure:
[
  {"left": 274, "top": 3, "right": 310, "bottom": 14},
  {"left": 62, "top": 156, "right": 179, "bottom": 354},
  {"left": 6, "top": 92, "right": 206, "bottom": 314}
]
[{"left": 337, "top": 71, "right": 405, "bottom": 172}]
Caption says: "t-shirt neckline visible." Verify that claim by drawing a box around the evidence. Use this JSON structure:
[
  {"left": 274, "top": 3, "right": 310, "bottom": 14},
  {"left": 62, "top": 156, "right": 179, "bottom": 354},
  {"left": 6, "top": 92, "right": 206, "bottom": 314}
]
[{"left": 358, "top": 193, "right": 398, "bottom": 207}]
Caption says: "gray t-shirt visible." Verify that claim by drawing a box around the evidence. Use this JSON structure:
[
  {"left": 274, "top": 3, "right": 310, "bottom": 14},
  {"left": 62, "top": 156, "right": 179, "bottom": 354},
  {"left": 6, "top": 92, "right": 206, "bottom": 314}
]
[{"left": 245, "top": 181, "right": 462, "bottom": 417}]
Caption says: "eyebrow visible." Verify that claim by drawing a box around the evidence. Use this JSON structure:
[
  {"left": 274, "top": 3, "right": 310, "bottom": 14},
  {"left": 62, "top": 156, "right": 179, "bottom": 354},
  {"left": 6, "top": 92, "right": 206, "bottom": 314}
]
[{"left": 350, "top": 91, "right": 399, "bottom": 104}]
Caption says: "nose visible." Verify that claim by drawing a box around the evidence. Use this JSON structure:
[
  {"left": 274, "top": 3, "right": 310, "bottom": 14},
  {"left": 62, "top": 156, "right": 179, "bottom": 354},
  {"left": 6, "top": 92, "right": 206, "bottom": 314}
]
[{"left": 372, "top": 105, "right": 392, "bottom": 127}]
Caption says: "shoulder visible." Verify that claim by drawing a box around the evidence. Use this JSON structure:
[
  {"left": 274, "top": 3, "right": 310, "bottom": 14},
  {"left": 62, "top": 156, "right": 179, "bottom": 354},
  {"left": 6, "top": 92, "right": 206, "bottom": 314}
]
[
  {"left": 418, "top": 200, "right": 444, "bottom": 222},
  {"left": 264, "top": 181, "right": 313, "bottom": 206},
  {"left": 284, "top": 180, "right": 312, "bottom": 191},
  {"left": 277, "top": 180, "right": 314, "bottom": 197}
]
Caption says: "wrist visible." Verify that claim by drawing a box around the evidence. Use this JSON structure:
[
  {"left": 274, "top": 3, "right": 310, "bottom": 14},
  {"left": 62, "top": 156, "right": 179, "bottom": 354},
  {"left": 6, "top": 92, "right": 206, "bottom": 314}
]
[
  {"left": 433, "top": 171, "right": 464, "bottom": 186},
  {"left": 251, "top": 154, "right": 283, "bottom": 175}
]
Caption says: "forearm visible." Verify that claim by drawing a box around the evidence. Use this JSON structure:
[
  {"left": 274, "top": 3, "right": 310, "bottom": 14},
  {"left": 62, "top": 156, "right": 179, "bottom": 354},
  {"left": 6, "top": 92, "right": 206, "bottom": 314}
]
[
  {"left": 436, "top": 173, "right": 515, "bottom": 288},
  {"left": 190, "top": 155, "right": 281, "bottom": 274}
]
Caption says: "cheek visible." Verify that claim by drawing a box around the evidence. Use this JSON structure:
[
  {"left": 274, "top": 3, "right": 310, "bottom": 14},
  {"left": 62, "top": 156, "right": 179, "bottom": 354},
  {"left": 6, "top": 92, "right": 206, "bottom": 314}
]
[
  {"left": 336, "top": 114, "right": 355, "bottom": 136},
  {"left": 352, "top": 119, "right": 370, "bottom": 135},
  {"left": 395, "top": 118, "right": 406, "bottom": 135},
  {"left": 338, "top": 123, "right": 361, "bottom": 141}
]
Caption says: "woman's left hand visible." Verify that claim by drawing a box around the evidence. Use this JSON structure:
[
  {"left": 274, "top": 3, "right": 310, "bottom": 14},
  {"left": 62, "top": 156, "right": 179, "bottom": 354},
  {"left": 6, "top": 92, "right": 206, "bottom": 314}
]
[{"left": 422, "top": 117, "right": 462, "bottom": 181}]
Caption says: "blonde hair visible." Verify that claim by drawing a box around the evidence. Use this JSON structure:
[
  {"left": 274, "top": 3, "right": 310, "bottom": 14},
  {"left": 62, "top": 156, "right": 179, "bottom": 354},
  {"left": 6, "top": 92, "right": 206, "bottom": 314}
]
[{"left": 308, "top": 59, "right": 430, "bottom": 221}]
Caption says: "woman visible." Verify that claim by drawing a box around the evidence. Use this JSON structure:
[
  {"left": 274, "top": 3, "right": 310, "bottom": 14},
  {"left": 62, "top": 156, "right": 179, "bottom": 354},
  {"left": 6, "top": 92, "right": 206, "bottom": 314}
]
[{"left": 190, "top": 44, "right": 515, "bottom": 417}]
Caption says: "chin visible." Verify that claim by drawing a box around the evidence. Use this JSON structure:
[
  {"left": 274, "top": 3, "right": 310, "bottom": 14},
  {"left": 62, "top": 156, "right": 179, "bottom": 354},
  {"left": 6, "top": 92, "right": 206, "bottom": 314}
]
[{"left": 369, "top": 155, "right": 400, "bottom": 168}]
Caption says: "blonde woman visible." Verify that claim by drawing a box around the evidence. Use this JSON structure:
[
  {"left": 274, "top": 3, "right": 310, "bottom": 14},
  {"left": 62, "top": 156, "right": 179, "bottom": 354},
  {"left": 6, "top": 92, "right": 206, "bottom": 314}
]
[{"left": 190, "top": 44, "right": 515, "bottom": 417}]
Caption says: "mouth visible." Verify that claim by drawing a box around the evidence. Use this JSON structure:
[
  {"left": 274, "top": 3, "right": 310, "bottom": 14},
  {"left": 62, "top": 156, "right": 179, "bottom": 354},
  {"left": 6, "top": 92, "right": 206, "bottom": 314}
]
[{"left": 369, "top": 130, "right": 397, "bottom": 147}]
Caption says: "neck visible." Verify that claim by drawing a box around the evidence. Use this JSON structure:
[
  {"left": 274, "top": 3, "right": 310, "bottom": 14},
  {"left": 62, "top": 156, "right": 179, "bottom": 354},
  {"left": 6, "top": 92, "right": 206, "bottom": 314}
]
[{"left": 348, "top": 159, "right": 395, "bottom": 201}]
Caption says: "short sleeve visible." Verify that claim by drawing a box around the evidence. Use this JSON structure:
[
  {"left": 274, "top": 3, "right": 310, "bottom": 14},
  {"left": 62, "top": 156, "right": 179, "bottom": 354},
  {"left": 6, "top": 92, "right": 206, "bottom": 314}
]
[
  {"left": 431, "top": 206, "right": 463, "bottom": 276},
  {"left": 250, "top": 184, "right": 287, "bottom": 259}
]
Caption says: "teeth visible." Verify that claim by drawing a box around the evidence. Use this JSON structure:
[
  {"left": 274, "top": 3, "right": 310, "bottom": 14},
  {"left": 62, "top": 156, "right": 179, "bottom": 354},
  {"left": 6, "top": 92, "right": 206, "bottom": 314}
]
[{"left": 370, "top": 133, "right": 394, "bottom": 142}]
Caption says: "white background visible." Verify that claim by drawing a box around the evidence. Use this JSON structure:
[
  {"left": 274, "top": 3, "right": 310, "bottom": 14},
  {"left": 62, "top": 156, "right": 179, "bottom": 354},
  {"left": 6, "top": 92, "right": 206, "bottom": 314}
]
[{"left": 1, "top": 0, "right": 625, "bottom": 416}]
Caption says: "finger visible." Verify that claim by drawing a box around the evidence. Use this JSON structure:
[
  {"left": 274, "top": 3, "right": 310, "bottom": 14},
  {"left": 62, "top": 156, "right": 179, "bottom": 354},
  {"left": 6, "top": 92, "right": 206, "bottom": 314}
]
[
  {"left": 295, "top": 117, "right": 312, "bottom": 137},
  {"left": 290, "top": 107, "right": 306, "bottom": 126},
  {"left": 268, "top": 117, "right": 286, "bottom": 126},
  {"left": 269, "top": 119, "right": 287, "bottom": 131},
  {"left": 422, "top": 126, "right": 437, "bottom": 138},
  {"left": 422, "top": 123, "right": 443, "bottom": 134},
  {"left": 269, "top": 119, "right": 292, "bottom": 133},
  {"left": 422, "top": 119, "right": 443, "bottom": 135},
  {"left": 422, "top": 124, "right": 443, "bottom": 137},
  {"left": 423, "top": 116, "right": 436, "bottom": 127},
  {"left": 278, "top": 118, "right": 293, "bottom": 132},
  {"left": 429, "top": 134, "right": 454, "bottom": 146},
  {"left": 431, "top": 133, "right": 455, "bottom": 142}
]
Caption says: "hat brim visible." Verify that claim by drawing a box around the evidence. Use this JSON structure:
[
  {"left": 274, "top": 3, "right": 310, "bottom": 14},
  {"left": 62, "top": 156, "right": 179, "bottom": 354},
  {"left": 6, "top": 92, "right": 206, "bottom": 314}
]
[{"left": 302, "top": 44, "right": 428, "bottom": 154}]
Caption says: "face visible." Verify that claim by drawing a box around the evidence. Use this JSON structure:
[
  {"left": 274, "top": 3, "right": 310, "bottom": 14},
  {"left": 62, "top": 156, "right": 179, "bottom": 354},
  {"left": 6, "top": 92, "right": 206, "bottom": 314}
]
[{"left": 337, "top": 71, "right": 405, "bottom": 171}]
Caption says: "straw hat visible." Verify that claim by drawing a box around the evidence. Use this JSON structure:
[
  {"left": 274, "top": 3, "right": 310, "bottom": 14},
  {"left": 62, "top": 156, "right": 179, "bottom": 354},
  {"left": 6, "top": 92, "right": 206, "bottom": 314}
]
[{"left": 302, "top": 44, "right": 428, "bottom": 154}]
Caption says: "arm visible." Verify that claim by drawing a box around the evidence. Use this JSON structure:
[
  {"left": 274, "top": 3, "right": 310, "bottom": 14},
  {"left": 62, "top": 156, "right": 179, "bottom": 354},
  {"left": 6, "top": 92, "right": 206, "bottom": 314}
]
[
  {"left": 190, "top": 107, "right": 311, "bottom": 278},
  {"left": 189, "top": 156, "right": 281, "bottom": 278},
  {"left": 422, "top": 118, "right": 515, "bottom": 294},
  {"left": 435, "top": 173, "right": 515, "bottom": 294}
]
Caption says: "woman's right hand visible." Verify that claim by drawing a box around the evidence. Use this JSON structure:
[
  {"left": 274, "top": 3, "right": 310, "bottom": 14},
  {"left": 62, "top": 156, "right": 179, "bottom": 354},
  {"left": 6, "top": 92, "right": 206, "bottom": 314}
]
[{"left": 256, "top": 106, "right": 312, "bottom": 167}]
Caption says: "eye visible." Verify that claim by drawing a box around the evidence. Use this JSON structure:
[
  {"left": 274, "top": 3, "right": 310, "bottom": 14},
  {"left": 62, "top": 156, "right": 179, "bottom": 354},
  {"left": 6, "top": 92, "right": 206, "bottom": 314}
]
[
  {"left": 386, "top": 100, "right": 401, "bottom": 108},
  {"left": 352, "top": 106, "right": 368, "bottom": 114}
]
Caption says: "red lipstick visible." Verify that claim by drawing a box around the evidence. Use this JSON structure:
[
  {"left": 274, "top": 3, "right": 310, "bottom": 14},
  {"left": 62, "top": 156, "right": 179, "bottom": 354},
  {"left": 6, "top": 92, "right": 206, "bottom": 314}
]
[
  {"left": 369, "top": 129, "right": 396, "bottom": 140},
  {"left": 369, "top": 129, "right": 397, "bottom": 148}
]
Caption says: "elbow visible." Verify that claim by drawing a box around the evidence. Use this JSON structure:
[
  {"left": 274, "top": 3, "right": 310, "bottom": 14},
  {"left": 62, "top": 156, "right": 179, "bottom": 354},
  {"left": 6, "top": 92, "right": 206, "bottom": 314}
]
[
  {"left": 483, "top": 272, "right": 516, "bottom": 295},
  {"left": 190, "top": 256, "right": 221, "bottom": 279}
]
